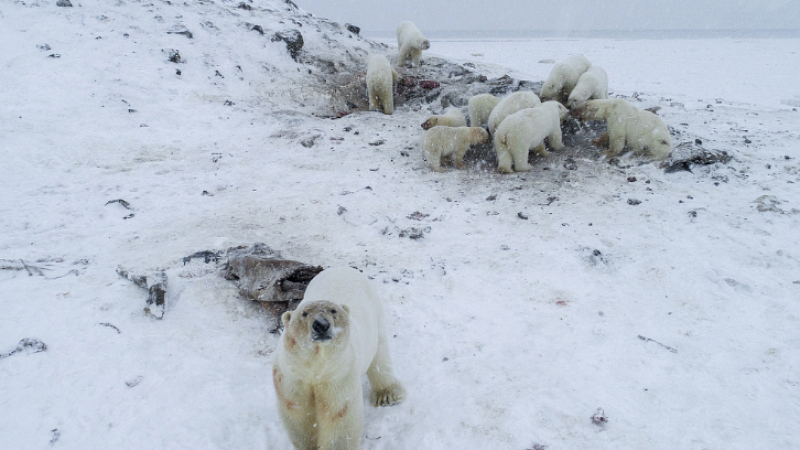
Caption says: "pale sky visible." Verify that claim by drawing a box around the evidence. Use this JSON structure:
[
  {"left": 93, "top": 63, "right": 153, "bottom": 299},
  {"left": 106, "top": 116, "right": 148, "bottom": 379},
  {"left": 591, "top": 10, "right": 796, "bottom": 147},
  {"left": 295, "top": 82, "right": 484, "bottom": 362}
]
[{"left": 295, "top": 0, "right": 800, "bottom": 33}]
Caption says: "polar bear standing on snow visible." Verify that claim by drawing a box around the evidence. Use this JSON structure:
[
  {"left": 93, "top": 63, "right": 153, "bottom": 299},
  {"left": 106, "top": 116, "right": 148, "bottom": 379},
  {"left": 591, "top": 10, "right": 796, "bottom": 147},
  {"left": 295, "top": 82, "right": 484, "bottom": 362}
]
[
  {"left": 273, "top": 267, "right": 405, "bottom": 450},
  {"left": 487, "top": 91, "right": 542, "bottom": 136},
  {"left": 366, "top": 54, "right": 398, "bottom": 115},
  {"left": 468, "top": 94, "right": 500, "bottom": 129},
  {"left": 571, "top": 99, "right": 672, "bottom": 160},
  {"left": 421, "top": 126, "right": 489, "bottom": 172},
  {"left": 494, "top": 101, "right": 569, "bottom": 173},
  {"left": 421, "top": 107, "right": 467, "bottom": 130},
  {"left": 567, "top": 65, "right": 608, "bottom": 109},
  {"left": 397, "top": 21, "right": 430, "bottom": 67},
  {"left": 539, "top": 54, "right": 592, "bottom": 104}
]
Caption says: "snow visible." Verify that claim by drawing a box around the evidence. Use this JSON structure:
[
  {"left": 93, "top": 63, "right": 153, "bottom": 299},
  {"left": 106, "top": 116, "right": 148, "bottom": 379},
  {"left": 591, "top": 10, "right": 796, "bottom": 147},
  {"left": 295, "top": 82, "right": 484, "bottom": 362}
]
[{"left": 2, "top": 1, "right": 800, "bottom": 449}]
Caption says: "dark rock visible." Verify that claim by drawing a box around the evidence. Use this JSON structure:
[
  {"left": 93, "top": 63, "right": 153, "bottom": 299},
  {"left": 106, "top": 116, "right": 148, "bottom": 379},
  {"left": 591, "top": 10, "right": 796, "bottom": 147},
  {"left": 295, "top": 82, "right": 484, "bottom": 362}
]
[
  {"left": 222, "top": 244, "right": 323, "bottom": 305},
  {"left": 56, "top": 0, "right": 72, "bottom": 6},
  {"left": 518, "top": 212, "right": 529, "bottom": 220},
  {"left": 166, "top": 49, "right": 182, "bottom": 63},
  {"left": 627, "top": 199, "right": 642, "bottom": 205},
  {"left": 251, "top": 24, "right": 265, "bottom": 34},
  {"left": 182, "top": 250, "right": 223, "bottom": 265},
  {"left": 369, "top": 139, "right": 385, "bottom": 146},
  {"left": 419, "top": 80, "right": 441, "bottom": 89},
  {"left": 664, "top": 141, "right": 732, "bottom": 174},
  {"left": 167, "top": 30, "right": 193, "bottom": 39},
  {"left": 399, "top": 76, "right": 420, "bottom": 87},
  {"left": 37, "top": 44, "right": 51, "bottom": 51},
  {"left": 0, "top": 338, "right": 47, "bottom": 360},
  {"left": 345, "top": 23, "right": 360, "bottom": 35},
  {"left": 563, "top": 158, "right": 577, "bottom": 171},
  {"left": 117, "top": 267, "right": 168, "bottom": 319},
  {"left": 272, "top": 30, "right": 304, "bottom": 61},
  {"left": 237, "top": 2, "right": 252, "bottom": 10}
]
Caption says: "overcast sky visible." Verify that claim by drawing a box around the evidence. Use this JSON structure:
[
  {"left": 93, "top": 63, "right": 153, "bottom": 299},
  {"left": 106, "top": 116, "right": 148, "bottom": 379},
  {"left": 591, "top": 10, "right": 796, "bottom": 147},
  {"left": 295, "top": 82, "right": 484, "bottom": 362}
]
[{"left": 295, "top": 0, "right": 800, "bottom": 33}]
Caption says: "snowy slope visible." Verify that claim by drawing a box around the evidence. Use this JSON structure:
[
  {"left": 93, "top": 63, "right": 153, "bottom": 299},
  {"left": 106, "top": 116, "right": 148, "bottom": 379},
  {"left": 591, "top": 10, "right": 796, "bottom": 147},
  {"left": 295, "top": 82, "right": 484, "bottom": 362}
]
[{"left": 2, "top": 1, "right": 800, "bottom": 450}]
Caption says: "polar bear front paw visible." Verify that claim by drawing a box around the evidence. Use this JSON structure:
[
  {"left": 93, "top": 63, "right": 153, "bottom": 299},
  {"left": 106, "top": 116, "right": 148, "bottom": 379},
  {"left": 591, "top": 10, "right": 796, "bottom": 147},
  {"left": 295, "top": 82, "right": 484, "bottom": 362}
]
[{"left": 370, "top": 384, "right": 406, "bottom": 407}]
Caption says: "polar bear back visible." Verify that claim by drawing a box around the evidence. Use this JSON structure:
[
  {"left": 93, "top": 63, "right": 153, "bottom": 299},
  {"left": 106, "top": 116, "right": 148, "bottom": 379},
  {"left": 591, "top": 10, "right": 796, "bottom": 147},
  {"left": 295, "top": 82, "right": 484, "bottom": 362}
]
[
  {"left": 567, "top": 65, "right": 608, "bottom": 108},
  {"left": 496, "top": 102, "right": 563, "bottom": 149},
  {"left": 487, "top": 91, "right": 542, "bottom": 136},
  {"left": 540, "top": 54, "right": 592, "bottom": 103},
  {"left": 468, "top": 94, "right": 500, "bottom": 129},
  {"left": 299, "top": 266, "right": 382, "bottom": 374}
]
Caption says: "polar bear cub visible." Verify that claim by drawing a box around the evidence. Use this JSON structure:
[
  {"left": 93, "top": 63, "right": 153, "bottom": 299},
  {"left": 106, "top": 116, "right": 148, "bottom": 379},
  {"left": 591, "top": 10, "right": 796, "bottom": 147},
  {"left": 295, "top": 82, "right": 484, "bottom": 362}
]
[
  {"left": 421, "top": 126, "right": 489, "bottom": 172},
  {"left": 468, "top": 94, "right": 500, "bottom": 129},
  {"left": 366, "top": 54, "right": 398, "bottom": 115},
  {"left": 494, "top": 101, "right": 569, "bottom": 173},
  {"left": 397, "top": 21, "right": 430, "bottom": 67},
  {"left": 273, "top": 267, "right": 405, "bottom": 450},
  {"left": 487, "top": 91, "right": 542, "bottom": 136},
  {"left": 571, "top": 99, "right": 672, "bottom": 160},
  {"left": 567, "top": 65, "right": 608, "bottom": 109},
  {"left": 539, "top": 54, "right": 592, "bottom": 104},
  {"left": 421, "top": 107, "right": 467, "bottom": 130}
]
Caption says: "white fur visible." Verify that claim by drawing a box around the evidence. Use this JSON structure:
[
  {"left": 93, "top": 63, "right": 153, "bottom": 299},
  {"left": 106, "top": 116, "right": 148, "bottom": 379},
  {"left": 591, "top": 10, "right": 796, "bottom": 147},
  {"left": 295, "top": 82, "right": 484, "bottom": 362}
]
[
  {"left": 567, "top": 65, "right": 609, "bottom": 109},
  {"left": 494, "top": 101, "right": 569, "bottom": 173},
  {"left": 487, "top": 91, "right": 542, "bottom": 136},
  {"left": 273, "top": 267, "right": 405, "bottom": 450},
  {"left": 421, "top": 107, "right": 467, "bottom": 130},
  {"left": 420, "top": 126, "right": 489, "bottom": 172},
  {"left": 396, "top": 21, "right": 430, "bottom": 67},
  {"left": 468, "top": 93, "right": 500, "bottom": 129},
  {"left": 366, "top": 54, "right": 398, "bottom": 115},
  {"left": 572, "top": 99, "right": 672, "bottom": 160},
  {"left": 539, "top": 54, "right": 592, "bottom": 104}
]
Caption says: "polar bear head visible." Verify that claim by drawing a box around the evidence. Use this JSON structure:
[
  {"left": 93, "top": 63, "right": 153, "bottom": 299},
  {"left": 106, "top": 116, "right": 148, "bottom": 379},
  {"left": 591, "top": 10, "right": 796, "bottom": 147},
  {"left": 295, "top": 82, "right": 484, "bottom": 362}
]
[
  {"left": 418, "top": 37, "right": 431, "bottom": 50},
  {"left": 539, "top": 80, "right": 560, "bottom": 103},
  {"left": 469, "top": 127, "right": 489, "bottom": 144},
  {"left": 570, "top": 99, "right": 610, "bottom": 121},
  {"left": 544, "top": 100, "right": 569, "bottom": 122},
  {"left": 281, "top": 301, "right": 351, "bottom": 353}
]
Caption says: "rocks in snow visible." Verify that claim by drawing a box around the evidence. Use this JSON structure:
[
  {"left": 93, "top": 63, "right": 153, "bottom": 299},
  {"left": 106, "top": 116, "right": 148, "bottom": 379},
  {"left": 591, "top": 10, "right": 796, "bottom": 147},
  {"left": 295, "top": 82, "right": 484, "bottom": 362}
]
[{"left": 272, "top": 30, "right": 304, "bottom": 61}]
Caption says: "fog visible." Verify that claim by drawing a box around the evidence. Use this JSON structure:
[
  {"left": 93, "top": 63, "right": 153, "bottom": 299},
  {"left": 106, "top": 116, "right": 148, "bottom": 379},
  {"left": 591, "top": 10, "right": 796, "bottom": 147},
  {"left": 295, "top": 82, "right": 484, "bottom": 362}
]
[{"left": 296, "top": 0, "right": 800, "bottom": 33}]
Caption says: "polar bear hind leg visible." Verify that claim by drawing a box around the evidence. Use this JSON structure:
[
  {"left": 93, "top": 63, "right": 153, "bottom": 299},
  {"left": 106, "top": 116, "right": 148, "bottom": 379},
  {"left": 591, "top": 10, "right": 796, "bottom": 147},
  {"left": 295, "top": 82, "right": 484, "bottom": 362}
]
[
  {"left": 547, "top": 127, "right": 565, "bottom": 152},
  {"left": 510, "top": 141, "right": 534, "bottom": 172}
]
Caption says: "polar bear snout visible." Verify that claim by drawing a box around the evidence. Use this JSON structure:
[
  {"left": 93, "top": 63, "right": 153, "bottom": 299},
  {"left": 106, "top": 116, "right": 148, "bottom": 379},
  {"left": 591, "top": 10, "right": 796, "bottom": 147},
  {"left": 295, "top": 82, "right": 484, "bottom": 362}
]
[{"left": 311, "top": 315, "right": 332, "bottom": 341}]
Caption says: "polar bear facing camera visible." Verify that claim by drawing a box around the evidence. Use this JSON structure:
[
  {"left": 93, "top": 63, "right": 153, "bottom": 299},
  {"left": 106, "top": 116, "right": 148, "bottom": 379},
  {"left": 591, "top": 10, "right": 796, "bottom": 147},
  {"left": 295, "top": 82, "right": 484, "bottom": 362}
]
[
  {"left": 494, "top": 101, "right": 569, "bottom": 173},
  {"left": 421, "top": 107, "right": 467, "bottom": 130},
  {"left": 539, "top": 54, "right": 592, "bottom": 104},
  {"left": 273, "top": 267, "right": 405, "bottom": 450},
  {"left": 366, "top": 54, "right": 398, "bottom": 115},
  {"left": 567, "top": 65, "right": 608, "bottom": 109},
  {"left": 468, "top": 94, "right": 500, "bottom": 129},
  {"left": 421, "top": 126, "right": 489, "bottom": 172},
  {"left": 397, "top": 21, "right": 430, "bottom": 67},
  {"left": 487, "top": 91, "right": 541, "bottom": 136},
  {"left": 571, "top": 99, "right": 672, "bottom": 160}
]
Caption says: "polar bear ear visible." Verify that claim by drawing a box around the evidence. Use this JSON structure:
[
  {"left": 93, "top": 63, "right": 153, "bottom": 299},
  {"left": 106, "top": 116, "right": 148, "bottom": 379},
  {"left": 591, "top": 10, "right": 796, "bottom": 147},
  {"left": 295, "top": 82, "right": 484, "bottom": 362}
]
[
  {"left": 340, "top": 304, "right": 350, "bottom": 314},
  {"left": 281, "top": 311, "right": 292, "bottom": 327}
]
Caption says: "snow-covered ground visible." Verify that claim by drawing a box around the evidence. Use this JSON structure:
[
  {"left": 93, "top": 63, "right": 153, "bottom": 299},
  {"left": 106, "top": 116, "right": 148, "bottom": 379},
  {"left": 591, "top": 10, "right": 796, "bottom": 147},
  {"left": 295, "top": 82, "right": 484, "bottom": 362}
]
[{"left": 2, "top": 1, "right": 800, "bottom": 449}]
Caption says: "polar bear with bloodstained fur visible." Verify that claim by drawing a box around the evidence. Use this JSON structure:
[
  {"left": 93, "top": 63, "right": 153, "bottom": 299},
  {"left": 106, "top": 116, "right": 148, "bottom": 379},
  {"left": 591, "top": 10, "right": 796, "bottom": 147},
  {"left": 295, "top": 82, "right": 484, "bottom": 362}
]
[
  {"left": 571, "top": 99, "right": 672, "bottom": 160},
  {"left": 421, "top": 107, "right": 466, "bottom": 130},
  {"left": 366, "top": 54, "right": 398, "bottom": 115},
  {"left": 468, "top": 94, "right": 500, "bottom": 129},
  {"left": 397, "top": 21, "right": 430, "bottom": 67},
  {"left": 273, "top": 267, "right": 405, "bottom": 450},
  {"left": 567, "top": 65, "right": 608, "bottom": 109},
  {"left": 487, "top": 91, "right": 542, "bottom": 136},
  {"left": 421, "top": 126, "right": 489, "bottom": 172},
  {"left": 539, "top": 54, "right": 592, "bottom": 104},
  {"left": 494, "top": 101, "right": 569, "bottom": 173}
]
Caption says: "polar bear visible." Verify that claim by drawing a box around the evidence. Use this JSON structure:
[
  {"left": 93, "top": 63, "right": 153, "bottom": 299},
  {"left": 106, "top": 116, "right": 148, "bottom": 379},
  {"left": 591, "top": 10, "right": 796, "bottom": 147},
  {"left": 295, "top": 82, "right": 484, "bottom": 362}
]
[
  {"left": 539, "top": 54, "right": 592, "bottom": 104},
  {"left": 421, "top": 107, "right": 467, "bottom": 130},
  {"left": 571, "top": 99, "right": 672, "bottom": 160},
  {"left": 273, "top": 267, "right": 405, "bottom": 450},
  {"left": 494, "top": 101, "right": 569, "bottom": 173},
  {"left": 397, "top": 21, "right": 430, "bottom": 67},
  {"left": 468, "top": 93, "right": 500, "bottom": 129},
  {"left": 366, "top": 54, "right": 398, "bottom": 115},
  {"left": 421, "top": 126, "right": 489, "bottom": 172},
  {"left": 567, "top": 65, "right": 608, "bottom": 109},
  {"left": 487, "top": 91, "right": 542, "bottom": 136}
]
